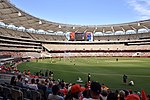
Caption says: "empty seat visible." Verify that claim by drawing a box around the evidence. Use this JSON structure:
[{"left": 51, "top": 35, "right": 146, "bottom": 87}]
[
  {"left": 21, "top": 88, "right": 31, "bottom": 100},
  {"left": 11, "top": 88, "right": 23, "bottom": 100},
  {"left": 30, "top": 90, "right": 41, "bottom": 100},
  {"left": 3, "top": 86, "right": 11, "bottom": 100}
]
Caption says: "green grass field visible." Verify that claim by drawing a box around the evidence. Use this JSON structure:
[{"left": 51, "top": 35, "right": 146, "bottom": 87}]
[{"left": 17, "top": 57, "right": 150, "bottom": 93}]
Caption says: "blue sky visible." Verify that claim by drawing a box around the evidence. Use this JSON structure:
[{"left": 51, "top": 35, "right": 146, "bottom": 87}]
[{"left": 11, "top": 0, "right": 150, "bottom": 25}]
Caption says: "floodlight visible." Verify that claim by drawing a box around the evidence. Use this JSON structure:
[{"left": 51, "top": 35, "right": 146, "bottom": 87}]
[
  {"left": 73, "top": 26, "right": 75, "bottom": 29},
  {"left": 59, "top": 25, "right": 61, "bottom": 28},
  {"left": 39, "top": 20, "right": 42, "bottom": 24},
  {"left": 138, "top": 22, "right": 140, "bottom": 26},
  {"left": 18, "top": 12, "right": 22, "bottom": 16}
]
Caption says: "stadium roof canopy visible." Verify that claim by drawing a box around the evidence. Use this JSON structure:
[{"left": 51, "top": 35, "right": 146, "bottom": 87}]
[{"left": 0, "top": 0, "right": 150, "bottom": 33}]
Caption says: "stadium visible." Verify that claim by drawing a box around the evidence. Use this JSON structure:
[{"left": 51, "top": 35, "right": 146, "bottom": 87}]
[{"left": 0, "top": 0, "right": 150, "bottom": 99}]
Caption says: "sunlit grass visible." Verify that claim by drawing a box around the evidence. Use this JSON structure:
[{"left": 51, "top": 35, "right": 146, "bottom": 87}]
[{"left": 17, "top": 57, "right": 150, "bottom": 93}]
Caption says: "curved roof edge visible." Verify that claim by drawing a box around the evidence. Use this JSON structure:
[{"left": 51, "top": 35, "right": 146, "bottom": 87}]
[{"left": 0, "top": 0, "right": 150, "bottom": 33}]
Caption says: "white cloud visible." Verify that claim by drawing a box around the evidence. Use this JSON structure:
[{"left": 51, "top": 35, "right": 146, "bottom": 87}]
[
  {"left": 128, "top": 0, "right": 150, "bottom": 19},
  {"left": 141, "top": 16, "right": 150, "bottom": 19}
]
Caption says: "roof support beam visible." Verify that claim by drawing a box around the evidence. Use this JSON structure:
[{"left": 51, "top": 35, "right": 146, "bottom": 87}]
[
  {"left": 0, "top": 8, "right": 12, "bottom": 14},
  {"left": 0, "top": 7, "right": 11, "bottom": 11},
  {"left": 102, "top": 28, "right": 105, "bottom": 33},
  {"left": 142, "top": 25, "right": 149, "bottom": 32},
  {"left": 120, "top": 26, "right": 126, "bottom": 34},
  {"left": 93, "top": 27, "right": 97, "bottom": 33},
  {"left": 11, "top": 19, "right": 35, "bottom": 25},
  {"left": 102, "top": 28, "right": 105, "bottom": 36},
  {"left": 129, "top": 25, "right": 138, "bottom": 33},
  {"left": 84, "top": 29, "right": 88, "bottom": 33},
  {"left": 129, "top": 25, "right": 136, "bottom": 30},
  {"left": 2, "top": 12, "right": 18, "bottom": 17},
  {"left": 75, "top": 29, "right": 79, "bottom": 33},
  {"left": 3, "top": 15, "right": 27, "bottom": 22},
  {"left": 74, "top": 27, "right": 82, "bottom": 33},
  {"left": 111, "top": 26, "right": 115, "bottom": 33}
]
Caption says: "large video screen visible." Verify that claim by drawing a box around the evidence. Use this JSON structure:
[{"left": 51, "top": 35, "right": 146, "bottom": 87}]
[
  {"left": 86, "top": 32, "right": 93, "bottom": 41},
  {"left": 69, "top": 32, "right": 93, "bottom": 41},
  {"left": 69, "top": 32, "right": 75, "bottom": 41},
  {"left": 75, "top": 33, "right": 85, "bottom": 41}
]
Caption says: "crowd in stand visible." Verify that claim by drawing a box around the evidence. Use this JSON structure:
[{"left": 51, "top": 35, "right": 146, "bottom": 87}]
[
  {"left": 0, "top": 52, "right": 22, "bottom": 57},
  {"left": 0, "top": 63, "right": 150, "bottom": 100}
]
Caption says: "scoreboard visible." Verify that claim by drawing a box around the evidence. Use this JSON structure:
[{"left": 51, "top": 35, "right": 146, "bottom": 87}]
[
  {"left": 69, "top": 32, "right": 93, "bottom": 41},
  {"left": 75, "top": 33, "right": 85, "bottom": 41}
]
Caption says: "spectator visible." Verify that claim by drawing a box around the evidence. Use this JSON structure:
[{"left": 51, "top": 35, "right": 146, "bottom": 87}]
[
  {"left": 27, "top": 70, "right": 31, "bottom": 75},
  {"left": 23, "top": 70, "right": 27, "bottom": 75},
  {"left": 45, "top": 70, "right": 48, "bottom": 77},
  {"left": 36, "top": 78, "right": 40, "bottom": 84},
  {"left": 107, "top": 92, "right": 118, "bottom": 100},
  {"left": 100, "top": 90, "right": 108, "bottom": 100},
  {"left": 16, "top": 74, "right": 23, "bottom": 87},
  {"left": 38, "top": 80, "right": 47, "bottom": 99},
  {"left": 28, "top": 78, "right": 38, "bottom": 90},
  {"left": 101, "top": 84, "right": 109, "bottom": 90},
  {"left": 126, "top": 94, "right": 140, "bottom": 100},
  {"left": 48, "top": 85, "right": 64, "bottom": 100},
  {"left": 118, "top": 90, "right": 125, "bottom": 100},
  {"left": 10, "top": 76, "right": 16, "bottom": 86},
  {"left": 90, "top": 82, "right": 102, "bottom": 100},
  {"left": 129, "top": 89, "right": 133, "bottom": 94},
  {"left": 82, "top": 89, "right": 91, "bottom": 100},
  {"left": 23, "top": 77, "right": 29, "bottom": 88},
  {"left": 65, "top": 84, "right": 83, "bottom": 100}
]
